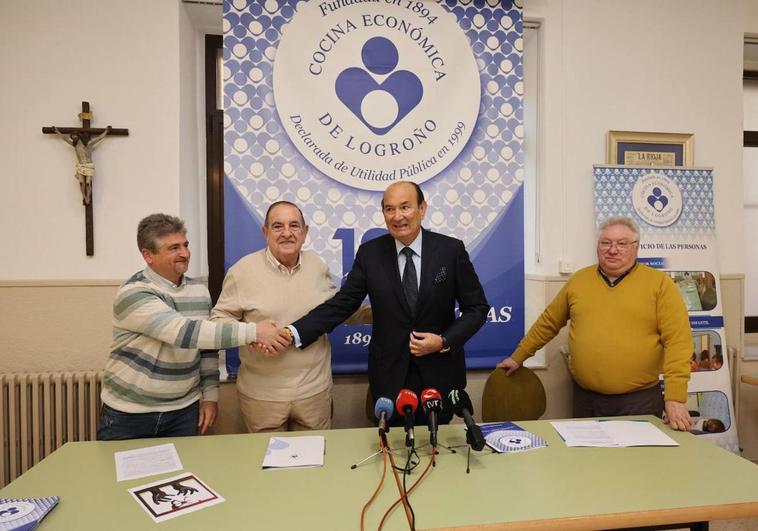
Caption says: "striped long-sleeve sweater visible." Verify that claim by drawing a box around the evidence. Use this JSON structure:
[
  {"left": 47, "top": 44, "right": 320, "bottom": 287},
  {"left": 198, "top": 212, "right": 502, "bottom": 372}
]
[{"left": 102, "top": 266, "right": 259, "bottom": 413}]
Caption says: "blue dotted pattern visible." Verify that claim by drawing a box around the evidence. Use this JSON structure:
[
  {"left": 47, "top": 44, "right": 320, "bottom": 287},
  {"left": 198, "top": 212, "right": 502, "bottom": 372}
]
[
  {"left": 594, "top": 166, "right": 715, "bottom": 236},
  {"left": 223, "top": 0, "right": 524, "bottom": 277}
]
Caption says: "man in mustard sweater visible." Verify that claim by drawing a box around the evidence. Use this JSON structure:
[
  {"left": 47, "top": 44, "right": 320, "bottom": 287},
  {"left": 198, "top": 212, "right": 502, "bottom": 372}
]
[{"left": 498, "top": 216, "right": 693, "bottom": 430}]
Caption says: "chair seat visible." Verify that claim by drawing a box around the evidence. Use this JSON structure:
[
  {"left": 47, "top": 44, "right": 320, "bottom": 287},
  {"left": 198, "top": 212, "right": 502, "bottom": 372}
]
[{"left": 482, "top": 366, "right": 546, "bottom": 422}]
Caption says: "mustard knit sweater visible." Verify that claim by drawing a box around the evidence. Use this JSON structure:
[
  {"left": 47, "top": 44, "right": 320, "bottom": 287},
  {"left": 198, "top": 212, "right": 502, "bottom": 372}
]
[{"left": 511, "top": 264, "right": 691, "bottom": 402}]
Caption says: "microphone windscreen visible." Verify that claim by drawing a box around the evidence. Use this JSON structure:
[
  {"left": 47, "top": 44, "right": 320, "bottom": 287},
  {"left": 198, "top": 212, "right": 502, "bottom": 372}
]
[
  {"left": 395, "top": 389, "right": 419, "bottom": 416},
  {"left": 446, "top": 388, "right": 474, "bottom": 417},
  {"left": 420, "top": 388, "right": 442, "bottom": 414},
  {"left": 374, "top": 397, "right": 394, "bottom": 421}
]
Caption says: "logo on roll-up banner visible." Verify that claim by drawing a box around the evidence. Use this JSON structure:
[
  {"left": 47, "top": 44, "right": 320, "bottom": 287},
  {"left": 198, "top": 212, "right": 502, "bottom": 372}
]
[
  {"left": 273, "top": 1, "right": 480, "bottom": 190},
  {"left": 632, "top": 171, "right": 683, "bottom": 227}
]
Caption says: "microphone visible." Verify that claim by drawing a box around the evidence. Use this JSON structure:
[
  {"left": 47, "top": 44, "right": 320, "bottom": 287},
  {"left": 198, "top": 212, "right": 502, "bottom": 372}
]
[
  {"left": 446, "top": 389, "right": 486, "bottom": 451},
  {"left": 374, "top": 397, "right": 394, "bottom": 439},
  {"left": 421, "top": 388, "right": 442, "bottom": 447},
  {"left": 395, "top": 389, "right": 419, "bottom": 448}
]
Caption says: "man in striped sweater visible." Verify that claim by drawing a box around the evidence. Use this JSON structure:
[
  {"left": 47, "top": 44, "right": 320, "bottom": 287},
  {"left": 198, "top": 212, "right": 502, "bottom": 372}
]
[{"left": 98, "top": 214, "right": 289, "bottom": 440}]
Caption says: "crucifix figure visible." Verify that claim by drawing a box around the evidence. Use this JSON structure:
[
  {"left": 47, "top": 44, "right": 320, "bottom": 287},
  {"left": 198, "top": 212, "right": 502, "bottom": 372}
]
[
  {"left": 53, "top": 125, "right": 110, "bottom": 206},
  {"left": 43, "top": 101, "right": 129, "bottom": 256}
]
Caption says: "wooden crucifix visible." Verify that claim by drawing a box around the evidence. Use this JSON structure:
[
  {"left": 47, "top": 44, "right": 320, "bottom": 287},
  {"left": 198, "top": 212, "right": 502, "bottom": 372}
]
[{"left": 43, "top": 101, "right": 129, "bottom": 256}]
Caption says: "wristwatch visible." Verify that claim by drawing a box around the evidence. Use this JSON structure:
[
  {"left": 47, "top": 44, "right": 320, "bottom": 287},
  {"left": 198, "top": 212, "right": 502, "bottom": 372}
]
[
  {"left": 439, "top": 335, "right": 451, "bottom": 353},
  {"left": 281, "top": 326, "right": 294, "bottom": 345}
]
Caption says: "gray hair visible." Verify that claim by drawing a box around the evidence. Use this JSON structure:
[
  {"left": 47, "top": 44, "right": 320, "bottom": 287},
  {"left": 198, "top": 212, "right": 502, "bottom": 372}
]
[
  {"left": 264, "top": 201, "right": 305, "bottom": 227},
  {"left": 597, "top": 216, "right": 640, "bottom": 240},
  {"left": 137, "top": 214, "right": 186, "bottom": 253}
]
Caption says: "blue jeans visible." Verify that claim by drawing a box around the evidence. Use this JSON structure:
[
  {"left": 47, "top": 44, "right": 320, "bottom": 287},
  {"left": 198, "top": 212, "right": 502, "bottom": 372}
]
[{"left": 97, "top": 401, "right": 199, "bottom": 440}]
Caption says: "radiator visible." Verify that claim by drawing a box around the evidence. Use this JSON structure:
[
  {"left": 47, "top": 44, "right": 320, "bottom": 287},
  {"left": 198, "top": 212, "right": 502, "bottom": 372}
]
[{"left": 0, "top": 371, "right": 102, "bottom": 488}]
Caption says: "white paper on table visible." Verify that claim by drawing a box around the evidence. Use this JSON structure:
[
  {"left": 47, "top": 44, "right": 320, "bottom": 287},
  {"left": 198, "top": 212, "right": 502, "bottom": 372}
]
[
  {"left": 551, "top": 421, "right": 620, "bottom": 447},
  {"left": 261, "top": 436, "right": 325, "bottom": 469},
  {"left": 115, "top": 443, "right": 183, "bottom": 482},
  {"left": 550, "top": 420, "right": 678, "bottom": 447},
  {"left": 128, "top": 472, "right": 224, "bottom": 523},
  {"left": 601, "top": 420, "right": 679, "bottom": 446}
]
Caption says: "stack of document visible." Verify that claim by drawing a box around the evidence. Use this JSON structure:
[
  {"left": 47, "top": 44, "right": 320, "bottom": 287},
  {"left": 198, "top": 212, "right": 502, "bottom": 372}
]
[
  {"left": 262, "top": 436, "right": 325, "bottom": 469},
  {"left": 0, "top": 496, "right": 59, "bottom": 530},
  {"left": 550, "top": 420, "right": 679, "bottom": 447}
]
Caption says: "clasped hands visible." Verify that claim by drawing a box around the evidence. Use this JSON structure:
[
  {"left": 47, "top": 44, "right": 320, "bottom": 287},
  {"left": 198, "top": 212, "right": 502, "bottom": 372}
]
[
  {"left": 409, "top": 331, "right": 444, "bottom": 356},
  {"left": 250, "top": 319, "right": 293, "bottom": 357},
  {"left": 251, "top": 322, "right": 444, "bottom": 357}
]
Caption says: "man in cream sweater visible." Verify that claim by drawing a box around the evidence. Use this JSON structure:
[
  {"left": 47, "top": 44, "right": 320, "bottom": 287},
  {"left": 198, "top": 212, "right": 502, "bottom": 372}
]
[
  {"left": 212, "top": 201, "right": 363, "bottom": 432},
  {"left": 498, "top": 216, "right": 693, "bottom": 431}
]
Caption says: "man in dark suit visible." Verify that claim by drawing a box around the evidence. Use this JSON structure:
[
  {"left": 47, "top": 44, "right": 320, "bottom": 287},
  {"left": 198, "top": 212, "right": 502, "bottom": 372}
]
[{"left": 284, "top": 181, "right": 488, "bottom": 425}]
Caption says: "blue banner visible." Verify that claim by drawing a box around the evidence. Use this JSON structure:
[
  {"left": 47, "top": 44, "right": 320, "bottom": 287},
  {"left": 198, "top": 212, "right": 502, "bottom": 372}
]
[{"left": 223, "top": 0, "right": 525, "bottom": 373}]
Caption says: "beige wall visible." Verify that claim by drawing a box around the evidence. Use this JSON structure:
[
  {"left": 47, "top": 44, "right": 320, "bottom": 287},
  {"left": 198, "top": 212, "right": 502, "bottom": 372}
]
[
  {"left": 4, "top": 276, "right": 752, "bottom": 458},
  {"left": 0, "top": 281, "right": 117, "bottom": 373}
]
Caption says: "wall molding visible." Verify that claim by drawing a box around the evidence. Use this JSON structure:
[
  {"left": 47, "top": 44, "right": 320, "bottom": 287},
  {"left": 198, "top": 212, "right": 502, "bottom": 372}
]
[{"left": 0, "top": 276, "right": 210, "bottom": 288}]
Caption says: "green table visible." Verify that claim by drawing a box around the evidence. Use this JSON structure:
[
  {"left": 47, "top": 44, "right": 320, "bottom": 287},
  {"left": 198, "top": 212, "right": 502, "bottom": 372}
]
[{"left": 3, "top": 417, "right": 758, "bottom": 530}]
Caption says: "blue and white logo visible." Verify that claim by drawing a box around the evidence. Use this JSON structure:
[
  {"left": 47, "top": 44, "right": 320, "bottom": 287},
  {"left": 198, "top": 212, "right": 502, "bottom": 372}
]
[
  {"left": 273, "top": 1, "right": 480, "bottom": 190},
  {"left": 335, "top": 37, "right": 423, "bottom": 136},
  {"left": 632, "top": 171, "right": 683, "bottom": 227},
  {"left": 0, "top": 501, "right": 35, "bottom": 522},
  {"left": 499, "top": 435, "right": 533, "bottom": 449}
]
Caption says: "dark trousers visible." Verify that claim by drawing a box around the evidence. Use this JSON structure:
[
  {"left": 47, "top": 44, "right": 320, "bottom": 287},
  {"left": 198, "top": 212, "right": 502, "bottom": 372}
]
[
  {"left": 572, "top": 381, "right": 665, "bottom": 419},
  {"left": 97, "top": 401, "right": 200, "bottom": 440},
  {"left": 388, "top": 361, "right": 454, "bottom": 428}
]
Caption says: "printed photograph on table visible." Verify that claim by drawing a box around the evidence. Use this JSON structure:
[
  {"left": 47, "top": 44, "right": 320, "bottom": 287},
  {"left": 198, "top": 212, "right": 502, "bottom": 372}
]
[
  {"left": 669, "top": 271, "right": 718, "bottom": 311},
  {"left": 607, "top": 130, "right": 694, "bottom": 167},
  {"left": 690, "top": 331, "right": 724, "bottom": 373},
  {"left": 685, "top": 391, "right": 730, "bottom": 435},
  {"left": 129, "top": 473, "right": 224, "bottom": 523}
]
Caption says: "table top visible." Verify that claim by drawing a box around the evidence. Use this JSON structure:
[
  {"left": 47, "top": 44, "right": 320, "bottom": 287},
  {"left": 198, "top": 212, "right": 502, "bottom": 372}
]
[{"left": 3, "top": 417, "right": 758, "bottom": 530}]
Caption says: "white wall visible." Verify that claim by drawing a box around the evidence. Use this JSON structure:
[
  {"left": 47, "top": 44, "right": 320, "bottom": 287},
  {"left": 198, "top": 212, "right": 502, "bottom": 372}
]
[
  {"left": 524, "top": 0, "right": 745, "bottom": 277},
  {"left": 747, "top": 0, "right": 758, "bottom": 35},
  {"left": 1, "top": 0, "right": 745, "bottom": 281},
  {"left": 179, "top": 2, "right": 204, "bottom": 278},
  {"left": 0, "top": 0, "right": 184, "bottom": 280},
  {"left": 745, "top": 0, "right": 758, "bottom": 317},
  {"left": 745, "top": 83, "right": 758, "bottom": 316}
]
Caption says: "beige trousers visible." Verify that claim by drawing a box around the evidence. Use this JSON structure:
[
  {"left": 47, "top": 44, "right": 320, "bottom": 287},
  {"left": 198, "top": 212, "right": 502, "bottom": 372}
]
[{"left": 238, "top": 387, "right": 332, "bottom": 433}]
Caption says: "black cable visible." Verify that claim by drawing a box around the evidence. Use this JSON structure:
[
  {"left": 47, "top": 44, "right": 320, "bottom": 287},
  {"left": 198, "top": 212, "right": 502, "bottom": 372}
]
[
  {"left": 392, "top": 447, "right": 419, "bottom": 472},
  {"left": 403, "top": 449, "right": 416, "bottom": 531}
]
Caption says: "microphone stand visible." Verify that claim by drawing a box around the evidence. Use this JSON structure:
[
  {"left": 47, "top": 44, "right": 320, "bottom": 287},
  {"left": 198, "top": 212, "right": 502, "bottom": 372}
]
[
  {"left": 351, "top": 432, "right": 403, "bottom": 470},
  {"left": 413, "top": 441, "right": 456, "bottom": 460},
  {"left": 444, "top": 430, "right": 495, "bottom": 474}
]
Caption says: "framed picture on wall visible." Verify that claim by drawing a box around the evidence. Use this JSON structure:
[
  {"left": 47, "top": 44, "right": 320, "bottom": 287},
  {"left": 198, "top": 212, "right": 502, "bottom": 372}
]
[{"left": 607, "top": 130, "right": 694, "bottom": 166}]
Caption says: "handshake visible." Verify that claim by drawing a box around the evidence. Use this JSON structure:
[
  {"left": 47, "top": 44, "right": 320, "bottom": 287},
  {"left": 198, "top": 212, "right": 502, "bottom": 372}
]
[{"left": 251, "top": 319, "right": 295, "bottom": 357}]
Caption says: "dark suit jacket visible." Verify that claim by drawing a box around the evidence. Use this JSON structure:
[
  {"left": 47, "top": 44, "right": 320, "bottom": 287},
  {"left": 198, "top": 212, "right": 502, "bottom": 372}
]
[{"left": 293, "top": 229, "right": 489, "bottom": 402}]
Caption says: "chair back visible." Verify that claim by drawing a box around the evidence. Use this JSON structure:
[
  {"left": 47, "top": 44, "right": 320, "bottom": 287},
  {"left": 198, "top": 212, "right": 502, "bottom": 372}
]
[{"left": 481, "top": 366, "right": 546, "bottom": 422}]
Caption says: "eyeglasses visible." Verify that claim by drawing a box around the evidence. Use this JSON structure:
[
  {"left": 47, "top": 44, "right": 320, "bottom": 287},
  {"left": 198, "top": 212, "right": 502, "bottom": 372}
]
[{"left": 598, "top": 240, "right": 638, "bottom": 251}]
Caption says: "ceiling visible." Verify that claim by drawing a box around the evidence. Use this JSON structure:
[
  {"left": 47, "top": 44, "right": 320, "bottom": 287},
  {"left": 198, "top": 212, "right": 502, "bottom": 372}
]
[{"left": 183, "top": 0, "right": 222, "bottom": 33}]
